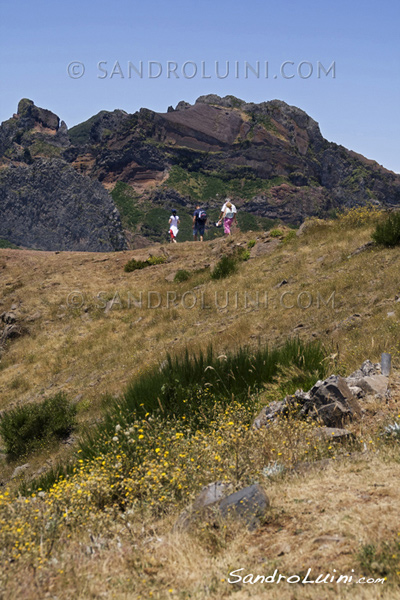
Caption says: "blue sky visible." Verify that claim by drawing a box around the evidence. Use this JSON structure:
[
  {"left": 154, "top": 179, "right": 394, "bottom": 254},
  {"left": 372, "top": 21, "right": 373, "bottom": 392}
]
[{"left": 1, "top": 0, "right": 399, "bottom": 172}]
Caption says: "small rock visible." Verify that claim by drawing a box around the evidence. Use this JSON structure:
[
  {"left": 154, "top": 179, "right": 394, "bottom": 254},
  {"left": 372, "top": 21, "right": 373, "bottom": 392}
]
[
  {"left": 164, "top": 272, "right": 177, "bottom": 282},
  {"left": 25, "top": 311, "right": 42, "bottom": 322},
  {"left": 275, "top": 279, "right": 288, "bottom": 288},
  {"left": 313, "top": 535, "right": 345, "bottom": 545},
  {"left": 11, "top": 463, "right": 30, "bottom": 479},
  {"left": 175, "top": 482, "right": 269, "bottom": 531},
  {"left": 218, "top": 484, "right": 270, "bottom": 530},
  {"left": 313, "top": 427, "right": 355, "bottom": 442},
  {"left": 1, "top": 312, "right": 17, "bottom": 324}
]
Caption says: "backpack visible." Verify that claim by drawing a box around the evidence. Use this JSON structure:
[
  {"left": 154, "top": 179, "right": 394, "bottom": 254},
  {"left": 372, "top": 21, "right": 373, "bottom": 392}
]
[{"left": 198, "top": 210, "right": 207, "bottom": 221}]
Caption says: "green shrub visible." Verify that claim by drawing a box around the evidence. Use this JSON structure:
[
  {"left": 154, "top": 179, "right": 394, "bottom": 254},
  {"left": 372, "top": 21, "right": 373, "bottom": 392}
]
[
  {"left": 235, "top": 247, "right": 250, "bottom": 261},
  {"left": 124, "top": 255, "right": 167, "bottom": 272},
  {"left": 247, "top": 239, "right": 256, "bottom": 249},
  {"left": 0, "top": 238, "right": 19, "bottom": 249},
  {"left": 174, "top": 269, "right": 191, "bottom": 282},
  {"left": 210, "top": 254, "right": 238, "bottom": 279},
  {"left": 146, "top": 255, "right": 167, "bottom": 266},
  {"left": 269, "top": 228, "right": 284, "bottom": 238},
  {"left": 283, "top": 230, "right": 297, "bottom": 244},
  {"left": 0, "top": 393, "right": 77, "bottom": 459},
  {"left": 372, "top": 212, "right": 400, "bottom": 247},
  {"left": 124, "top": 259, "right": 147, "bottom": 272}
]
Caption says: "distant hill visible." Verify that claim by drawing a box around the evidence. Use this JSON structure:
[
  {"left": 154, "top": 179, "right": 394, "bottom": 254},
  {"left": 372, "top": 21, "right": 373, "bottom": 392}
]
[{"left": 1, "top": 95, "right": 400, "bottom": 250}]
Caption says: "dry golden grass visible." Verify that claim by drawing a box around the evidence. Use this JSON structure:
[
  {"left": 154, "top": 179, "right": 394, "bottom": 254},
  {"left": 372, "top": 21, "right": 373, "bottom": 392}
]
[
  {"left": 1, "top": 220, "right": 399, "bottom": 415},
  {"left": 2, "top": 451, "right": 400, "bottom": 599},
  {"left": 1, "top": 216, "right": 400, "bottom": 598}
]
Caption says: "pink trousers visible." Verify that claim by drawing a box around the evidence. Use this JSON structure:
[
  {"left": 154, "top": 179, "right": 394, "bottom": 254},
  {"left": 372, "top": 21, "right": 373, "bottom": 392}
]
[{"left": 224, "top": 217, "right": 234, "bottom": 234}]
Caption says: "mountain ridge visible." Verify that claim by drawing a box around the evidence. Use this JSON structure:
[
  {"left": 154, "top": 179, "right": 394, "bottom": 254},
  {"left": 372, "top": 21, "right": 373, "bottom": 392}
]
[{"left": 1, "top": 95, "right": 400, "bottom": 250}]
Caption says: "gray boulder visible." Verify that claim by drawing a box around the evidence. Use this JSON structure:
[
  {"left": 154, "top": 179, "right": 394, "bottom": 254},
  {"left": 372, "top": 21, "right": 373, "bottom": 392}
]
[
  {"left": 300, "top": 375, "right": 361, "bottom": 427},
  {"left": 175, "top": 482, "right": 269, "bottom": 531},
  {"left": 218, "top": 484, "right": 270, "bottom": 530}
]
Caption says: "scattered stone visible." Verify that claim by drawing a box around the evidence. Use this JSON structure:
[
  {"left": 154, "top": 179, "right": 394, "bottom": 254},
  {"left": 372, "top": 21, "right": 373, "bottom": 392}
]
[
  {"left": 193, "top": 481, "right": 232, "bottom": 511},
  {"left": 218, "top": 484, "right": 270, "bottom": 530},
  {"left": 11, "top": 463, "right": 30, "bottom": 479},
  {"left": 346, "top": 360, "right": 388, "bottom": 399},
  {"left": 25, "top": 311, "right": 42, "bottom": 322},
  {"left": 348, "top": 241, "right": 374, "bottom": 258},
  {"left": 348, "top": 375, "right": 389, "bottom": 398},
  {"left": 249, "top": 238, "right": 279, "bottom": 259},
  {"left": 164, "top": 271, "right": 178, "bottom": 282},
  {"left": 347, "top": 360, "right": 380, "bottom": 381},
  {"left": 0, "top": 312, "right": 17, "bottom": 324},
  {"left": 313, "top": 535, "right": 345, "bottom": 545},
  {"left": 253, "top": 400, "right": 292, "bottom": 429},
  {"left": 275, "top": 279, "right": 288, "bottom": 288},
  {"left": 312, "top": 427, "right": 355, "bottom": 442},
  {"left": 174, "top": 481, "right": 233, "bottom": 530},
  {"left": 0, "top": 324, "right": 23, "bottom": 344},
  {"left": 175, "top": 482, "right": 269, "bottom": 531}
]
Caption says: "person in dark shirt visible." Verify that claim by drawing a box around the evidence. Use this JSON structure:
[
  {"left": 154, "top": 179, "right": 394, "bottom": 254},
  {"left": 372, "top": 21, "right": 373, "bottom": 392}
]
[{"left": 193, "top": 205, "right": 207, "bottom": 241}]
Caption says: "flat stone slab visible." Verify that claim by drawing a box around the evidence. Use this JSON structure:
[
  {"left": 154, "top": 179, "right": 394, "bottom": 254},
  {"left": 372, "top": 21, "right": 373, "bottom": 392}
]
[
  {"left": 218, "top": 484, "right": 270, "bottom": 530},
  {"left": 313, "top": 427, "right": 355, "bottom": 442},
  {"left": 175, "top": 482, "right": 269, "bottom": 531}
]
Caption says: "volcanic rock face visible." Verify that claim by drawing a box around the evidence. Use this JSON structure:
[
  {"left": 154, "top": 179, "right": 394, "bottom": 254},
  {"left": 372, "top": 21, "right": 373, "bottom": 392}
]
[
  {"left": 0, "top": 158, "right": 126, "bottom": 251},
  {"left": 0, "top": 100, "right": 127, "bottom": 251},
  {"left": 1, "top": 94, "right": 400, "bottom": 249}
]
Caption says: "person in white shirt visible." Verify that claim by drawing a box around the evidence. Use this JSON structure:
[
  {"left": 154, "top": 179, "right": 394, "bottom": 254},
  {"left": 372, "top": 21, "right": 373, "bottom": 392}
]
[
  {"left": 217, "top": 199, "right": 237, "bottom": 235},
  {"left": 168, "top": 209, "right": 180, "bottom": 243}
]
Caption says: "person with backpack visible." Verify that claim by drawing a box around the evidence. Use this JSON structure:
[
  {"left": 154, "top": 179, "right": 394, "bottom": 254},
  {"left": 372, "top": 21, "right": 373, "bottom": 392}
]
[
  {"left": 169, "top": 209, "right": 180, "bottom": 243},
  {"left": 217, "top": 198, "right": 237, "bottom": 235},
  {"left": 193, "top": 204, "right": 207, "bottom": 241}
]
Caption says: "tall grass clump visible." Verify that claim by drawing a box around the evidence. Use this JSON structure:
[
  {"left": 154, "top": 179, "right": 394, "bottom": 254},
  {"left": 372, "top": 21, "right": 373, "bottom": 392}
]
[
  {"left": 124, "top": 255, "right": 167, "bottom": 272},
  {"left": 79, "top": 339, "right": 327, "bottom": 459},
  {"left": 0, "top": 393, "right": 76, "bottom": 459},
  {"left": 372, "top": 211, "right": 400, "bottom": 247}
]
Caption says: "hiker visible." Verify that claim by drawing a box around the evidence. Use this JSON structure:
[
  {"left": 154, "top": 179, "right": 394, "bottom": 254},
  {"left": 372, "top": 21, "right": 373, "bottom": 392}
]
[
  {"left": 169, "top": 209, "right": 180, "bottom": 243},
  {"left": 193, "top": 204, "right": 207, "bottom": 241},
  {"left": 217, "top": 198, "right": 237, "bottom": 235}
]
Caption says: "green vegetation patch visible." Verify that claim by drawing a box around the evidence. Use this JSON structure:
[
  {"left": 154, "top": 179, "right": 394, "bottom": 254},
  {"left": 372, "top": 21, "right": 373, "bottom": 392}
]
[
  {"left": 358, "top": 540, "right": 400, "bottom": 583},
  {"left": 0, "top": 393, "right": 77, "bottom": 459},
  {"left": 111, "top": 181, "right": 144, "bottom": 231},
  {"left": 29, "top": 140, "right": 62, "bottom": 158},
  {"left": 174, "top": 269, "right": 191, "bottom": 282},
  {"left": 372, "top": 211, "right": 400, "bottom": 247},
  {"left": 269, "top": 228, "right": 284, "bottom": 238},
  {"left": 79, "top": 338, "right": 326, "bottom": 458},
  {"left": 0, "top": 238, "right": 19, "bottom": 249},
  {"left": 165, "top": 165, "right": 288, "bottom": 203},
  {"left": 210, "top": 254, "right": 238, "bottom": 279},
  {"left": 24, "top": 339, "right": 327, "bottom": 494},
  {"left": 124, "top": 255, "right": 167, "bottom": 272}
]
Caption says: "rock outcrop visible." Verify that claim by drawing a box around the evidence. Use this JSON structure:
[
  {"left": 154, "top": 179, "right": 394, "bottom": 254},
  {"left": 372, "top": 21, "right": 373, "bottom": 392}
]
[
  {"left": 1, "top": 95, "right": 400, "bottom": 248},
  {"left": 254, "top": 360, "right": 389, "bottom": 430},
  {"left": 0, "top": 158, "right": 126, "bottom": 251}
]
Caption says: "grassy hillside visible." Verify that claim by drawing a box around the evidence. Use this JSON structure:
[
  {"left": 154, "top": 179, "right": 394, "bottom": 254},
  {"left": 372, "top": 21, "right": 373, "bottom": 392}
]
[{"left": 1, "top": 208, "right": 400, "bottom": 598}]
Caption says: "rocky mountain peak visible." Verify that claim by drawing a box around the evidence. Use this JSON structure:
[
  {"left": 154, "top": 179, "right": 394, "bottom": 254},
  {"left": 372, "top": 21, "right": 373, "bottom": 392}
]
[{"left": 16, "top": 98, "right": 60, "bottom": 131}]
